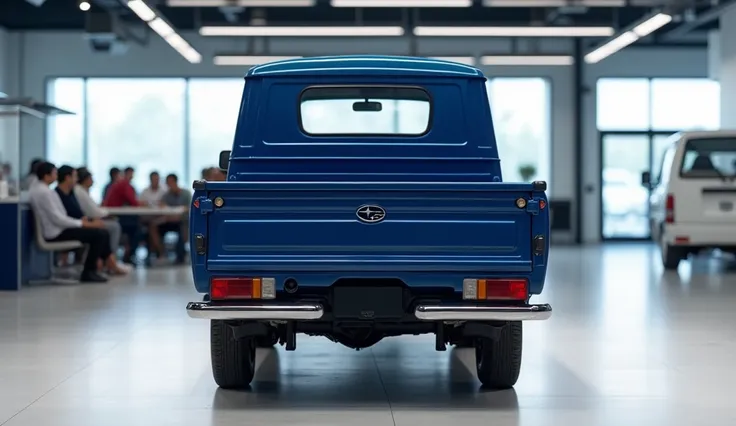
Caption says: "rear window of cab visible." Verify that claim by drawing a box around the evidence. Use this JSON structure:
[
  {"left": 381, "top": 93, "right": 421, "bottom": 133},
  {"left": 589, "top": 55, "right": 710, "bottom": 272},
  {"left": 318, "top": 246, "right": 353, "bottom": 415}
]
[{"left": 298, "top": 86, "right": 432, "bottom": 137}]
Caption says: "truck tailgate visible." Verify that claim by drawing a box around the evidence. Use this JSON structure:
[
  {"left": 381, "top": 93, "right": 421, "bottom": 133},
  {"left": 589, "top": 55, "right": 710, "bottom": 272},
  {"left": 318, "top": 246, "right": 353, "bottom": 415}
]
[{"left": 200, "top": 182, "right": 545, "bottom": 273}]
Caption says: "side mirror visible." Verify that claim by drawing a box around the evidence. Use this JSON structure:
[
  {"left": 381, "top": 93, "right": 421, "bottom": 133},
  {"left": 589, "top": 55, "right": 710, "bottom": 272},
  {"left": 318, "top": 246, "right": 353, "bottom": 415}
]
[
  {"left": 219, "top": 150, "right": 231, "bottom": 171},
  {"left": 641, "top": 171, "right": 652, "bottom": 187}
]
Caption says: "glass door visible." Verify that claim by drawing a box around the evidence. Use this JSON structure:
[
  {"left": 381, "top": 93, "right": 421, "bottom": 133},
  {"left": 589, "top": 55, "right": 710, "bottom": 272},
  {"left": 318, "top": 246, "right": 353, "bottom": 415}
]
[
  {"left": 601, "top": 134, "right": 651, "bottom": 239},
  {"left": 600, "top": 132, "right": 676, "bottom": 240}
]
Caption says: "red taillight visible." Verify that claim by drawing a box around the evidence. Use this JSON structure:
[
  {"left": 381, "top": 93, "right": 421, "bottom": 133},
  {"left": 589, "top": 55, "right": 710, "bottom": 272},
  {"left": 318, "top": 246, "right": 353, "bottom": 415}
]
[
  {"left": 666, "top": 194, "right": 675, "bottom": 224},
  {"left": 474, "top": 278, "right": 528, "bottom": 300},
  {"left": 211, "top": 278, "right": 261, "bottom": 300}
]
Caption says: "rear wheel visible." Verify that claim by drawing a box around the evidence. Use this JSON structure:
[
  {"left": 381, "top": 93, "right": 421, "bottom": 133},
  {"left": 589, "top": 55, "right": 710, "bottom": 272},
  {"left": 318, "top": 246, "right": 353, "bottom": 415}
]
[
  {"left": 661, "top": 238, "right": 683, "bottom": 270},
  {"left": 475, "top": 321, "right": 522, "bottom": 389},
  {"left": 210, "top": 320, "right": 256, "bottom": 389}
]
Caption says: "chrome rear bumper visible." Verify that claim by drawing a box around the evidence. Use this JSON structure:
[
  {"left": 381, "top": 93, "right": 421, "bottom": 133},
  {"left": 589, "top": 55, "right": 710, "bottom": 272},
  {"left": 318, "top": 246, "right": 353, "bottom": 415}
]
[
  {"left": 186, "top": 302, "right": 324, "bottom": 320},
  {"left": 414, "top": 304, "right": 552, "bottom": 321},
  {"left": 186, "top": 302, "right": 551, "bottom": 322}
]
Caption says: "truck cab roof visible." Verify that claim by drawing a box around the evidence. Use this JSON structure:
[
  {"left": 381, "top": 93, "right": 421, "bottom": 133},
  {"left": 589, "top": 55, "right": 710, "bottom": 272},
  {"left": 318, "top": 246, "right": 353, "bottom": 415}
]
[{"left": 245, "top": 55, "right": 486, "bottom": 79}]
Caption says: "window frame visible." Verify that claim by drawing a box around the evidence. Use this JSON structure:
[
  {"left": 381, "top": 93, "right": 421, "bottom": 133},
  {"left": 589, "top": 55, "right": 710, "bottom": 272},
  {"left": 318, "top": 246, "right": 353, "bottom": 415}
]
[{"left": 296, "top": 84, "right": 434, "bottom": 138}]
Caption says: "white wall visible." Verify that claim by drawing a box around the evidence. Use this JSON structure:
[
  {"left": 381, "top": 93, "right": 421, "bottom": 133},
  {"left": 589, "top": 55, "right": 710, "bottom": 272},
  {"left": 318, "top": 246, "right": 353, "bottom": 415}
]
[
  {"left": 581, "top": 47, "right": 709, "bottom": 242},
  {"left": 15, "top": 30, "right": 709, "bottom": 242}
]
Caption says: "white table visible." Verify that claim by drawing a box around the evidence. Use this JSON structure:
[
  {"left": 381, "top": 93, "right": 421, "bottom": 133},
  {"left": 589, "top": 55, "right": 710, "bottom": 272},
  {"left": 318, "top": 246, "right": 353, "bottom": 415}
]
[{"left": 105, "top": 206, "right": 186, "bottom": 216}]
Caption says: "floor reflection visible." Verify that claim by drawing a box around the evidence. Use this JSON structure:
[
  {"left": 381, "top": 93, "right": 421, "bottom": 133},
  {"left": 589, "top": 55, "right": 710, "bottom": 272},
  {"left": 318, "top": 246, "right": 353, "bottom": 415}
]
[{"left": 2, "top": 244, "right": 736, "bottom": 426}]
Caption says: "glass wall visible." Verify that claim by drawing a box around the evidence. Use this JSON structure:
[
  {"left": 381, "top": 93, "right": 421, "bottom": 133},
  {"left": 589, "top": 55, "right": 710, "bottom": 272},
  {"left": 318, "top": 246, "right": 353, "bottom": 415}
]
[
  {"left": 486, "top": 78, "right": 551, "bottom": 190},
  {"left": 46, "top": 77, "right": 551, "bottom": 200},
  {"left": 596, "top": 77, "right": 721, "bottom": 239}
]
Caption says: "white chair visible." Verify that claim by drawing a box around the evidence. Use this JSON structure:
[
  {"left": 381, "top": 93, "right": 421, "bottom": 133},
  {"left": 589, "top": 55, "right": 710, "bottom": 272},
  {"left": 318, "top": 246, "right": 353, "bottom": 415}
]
[{"left": 29, "top": 210, "right": 86, "bottom": 285}]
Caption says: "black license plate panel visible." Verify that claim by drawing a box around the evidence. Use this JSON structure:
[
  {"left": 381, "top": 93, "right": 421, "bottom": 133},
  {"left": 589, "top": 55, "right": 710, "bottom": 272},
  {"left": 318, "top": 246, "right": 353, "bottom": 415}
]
[{"left": 332, "top": 287, "right": 404, "bottom": 320}]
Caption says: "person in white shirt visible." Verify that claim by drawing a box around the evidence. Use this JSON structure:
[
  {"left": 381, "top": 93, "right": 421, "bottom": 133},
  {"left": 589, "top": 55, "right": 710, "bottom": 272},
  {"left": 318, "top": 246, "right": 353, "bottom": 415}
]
[
  {"left": 74, "top": 167, "right": 123, "bottom": 255},
  {"left": 28, "top": 162, "right": 111, "bottom": 283},
  {"left": 139, "top": 171, "right": 165, "bottom": 206}
]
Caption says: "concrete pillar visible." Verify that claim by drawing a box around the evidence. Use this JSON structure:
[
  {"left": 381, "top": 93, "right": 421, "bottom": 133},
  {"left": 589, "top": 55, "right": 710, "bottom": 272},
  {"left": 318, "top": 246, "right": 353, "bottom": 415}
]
[{"left": 718, "top": 5, "right": 736, "bottom": 129}]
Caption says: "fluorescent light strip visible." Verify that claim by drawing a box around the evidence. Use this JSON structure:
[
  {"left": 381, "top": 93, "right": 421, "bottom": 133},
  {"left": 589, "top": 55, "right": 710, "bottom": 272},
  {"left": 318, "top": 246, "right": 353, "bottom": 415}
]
[
  {"left": 632, "top": 12, "right": 672, "bottom": 37},
  {"left": 584, "top": 30, "right": 637, "bottom": 64},
  {"left": 200, "top": 26, "right": 405, "bottom": 36},
  {"left": 126, "top": 0, "right": 202, "bottom": 63},
  {"left": 127, "top": 0, "right": 156, "bottom": 21},
  {"left": 148, "top": 17, "right": 175, "bottom": 38},
  {"left": 429, "top": 56, "right": 476, "bottom": 65},
  {"left": 168, "top": 0, "right": 315, "bottom": 6},
  {"left": 584, "top": 13, "right": 672, "bottom": 64},
  {"left": 485, "top": 0, "right": 625, "bottom": 6},
  {"left": 214, "top": 55, "right": 303, "bottom": 65},
  {"left": 331, "top": 0, "right": 471, "bottom": 7},
  {"left": 413, "top": 26, "right": 614, "bottom": 37},
  {"left": 480, "top": 55, "right": 573, "bottom": 65}
]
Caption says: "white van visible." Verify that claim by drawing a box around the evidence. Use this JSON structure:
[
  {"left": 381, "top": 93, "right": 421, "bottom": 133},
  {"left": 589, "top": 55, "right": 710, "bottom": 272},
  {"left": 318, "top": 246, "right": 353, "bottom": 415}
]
[{"left": 644, "top": 130, "right": 736, "bottom": 270}]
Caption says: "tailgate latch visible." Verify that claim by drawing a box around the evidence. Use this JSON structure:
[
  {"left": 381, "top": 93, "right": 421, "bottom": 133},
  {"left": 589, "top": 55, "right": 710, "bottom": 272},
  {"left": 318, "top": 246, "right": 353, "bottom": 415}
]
[
  {"left": 197, "top": 197, "right": 214, "bottom": 215},
  {"left": 525, "top": 199, "right": 540, "bottom": 215}
]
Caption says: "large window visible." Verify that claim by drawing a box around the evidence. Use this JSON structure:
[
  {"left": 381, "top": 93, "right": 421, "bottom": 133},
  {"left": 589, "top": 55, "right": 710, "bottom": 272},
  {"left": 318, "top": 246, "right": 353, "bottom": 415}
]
[
  {"left": 487, "top": 78, "right": 551, "bottom": 189},
  {"left": 46, "top": 78, "right": 243, "bottom": 201},
  {"left": 187, "top": 79, "right": 243, "bottom": 184},
  {"left": 596, "top": 77, "right": 721, "bottom": 240},
  {"left": 46, "top": 77, "right": 552, "bottom": 197},
  {"left": 86, "top": 79, "right": 187, "bottom": 201},
  {"left": 46, "top": 78, "right": 85, "bottom": 166}
]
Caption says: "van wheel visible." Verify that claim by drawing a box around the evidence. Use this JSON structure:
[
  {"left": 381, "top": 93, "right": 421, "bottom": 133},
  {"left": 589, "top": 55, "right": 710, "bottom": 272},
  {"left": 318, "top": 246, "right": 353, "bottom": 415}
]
[
  {"left": 210, "top": 320, "right": 256, "bottom": 389},
  {"left": 661, "top": 241, "right": 682, "bottom": 270},
  {"left": 475, "top": 322, "right": 522, "bottom": 389}
]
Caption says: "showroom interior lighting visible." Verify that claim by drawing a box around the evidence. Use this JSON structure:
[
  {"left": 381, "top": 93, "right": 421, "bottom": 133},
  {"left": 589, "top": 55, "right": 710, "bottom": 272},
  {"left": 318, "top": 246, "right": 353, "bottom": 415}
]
[
  {"left": 214, "top": 55, "right": 303, "bottom": 65},
  {"left": 584, "top": 12, "right": 672, "bottom": 64},
  {"left": 126, "top": 0, "right": 202, "bottom": 63},
  {"left": 331, "top": 0, "right": 472, "bottom": 7},
  {"left": 484, "top": 0, "right": 625, "bottom": 6},
  {"left": 200, "top": 26, "right": 405, "bottom": 36},
  {"left": 481, "top": 55, "right": 574, "bottom": 65},
  {"left": 168, "top": 0, "right": 315, "bottom": 6},
  {"left": 413, "top": 25, "right": 615, "bottom": 37}
]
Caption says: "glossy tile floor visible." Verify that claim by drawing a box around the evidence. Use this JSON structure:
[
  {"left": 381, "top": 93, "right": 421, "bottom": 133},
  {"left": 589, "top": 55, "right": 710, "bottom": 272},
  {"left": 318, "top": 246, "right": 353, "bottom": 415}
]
[{"left": 2, "top": 244, "right": 736, "bottom": 426}]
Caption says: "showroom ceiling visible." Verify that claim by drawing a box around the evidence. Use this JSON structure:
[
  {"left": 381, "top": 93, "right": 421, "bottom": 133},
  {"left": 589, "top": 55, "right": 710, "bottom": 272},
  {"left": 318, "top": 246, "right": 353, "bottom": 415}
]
[{"left": 0, "top": 0, "right": 725, "bottom": 37}]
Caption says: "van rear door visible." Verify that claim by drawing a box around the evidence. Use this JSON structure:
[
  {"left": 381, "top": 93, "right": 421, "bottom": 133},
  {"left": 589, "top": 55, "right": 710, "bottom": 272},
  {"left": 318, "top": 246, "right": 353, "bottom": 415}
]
[{"left": 673, "top": 136, "right": 736, "bottom": 224}]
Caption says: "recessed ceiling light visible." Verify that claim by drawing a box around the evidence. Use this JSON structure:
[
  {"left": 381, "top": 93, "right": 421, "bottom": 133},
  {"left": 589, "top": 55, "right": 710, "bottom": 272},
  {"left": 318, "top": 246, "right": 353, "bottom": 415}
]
[
  {"left": 200, "top": 26, "right": 406, "bottom": 36},
  {"left": 413, "top": 26, "right": 615, "bottom": 37}
]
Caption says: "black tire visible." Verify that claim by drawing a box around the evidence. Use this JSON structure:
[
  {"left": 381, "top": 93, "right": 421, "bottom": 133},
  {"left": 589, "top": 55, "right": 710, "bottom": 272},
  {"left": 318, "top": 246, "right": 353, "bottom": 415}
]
[
  {"left": 210, "top": 320, "right": 256, "bottom": 389},
  {"left": 661, "top": 243, "right": 682, "bottom": 270},
  {"left": 475, "top": 321, "right": 522, "bottom": 389},
  {"left": 256, "top": 331, "right": 279, "bottom": 348}
]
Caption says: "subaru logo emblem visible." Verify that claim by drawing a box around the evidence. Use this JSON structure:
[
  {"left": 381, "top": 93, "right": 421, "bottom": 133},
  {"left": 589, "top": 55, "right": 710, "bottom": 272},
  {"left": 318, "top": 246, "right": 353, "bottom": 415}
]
[{"left": 356, "top": 205, "right": 386, "bottom": 223}]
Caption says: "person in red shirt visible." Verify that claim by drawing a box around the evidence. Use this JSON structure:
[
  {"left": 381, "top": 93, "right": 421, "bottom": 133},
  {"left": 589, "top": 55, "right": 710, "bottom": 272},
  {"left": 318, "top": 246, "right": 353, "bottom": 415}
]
[{"left": 103, "top": 167, "right": 142, "bottom": 264}]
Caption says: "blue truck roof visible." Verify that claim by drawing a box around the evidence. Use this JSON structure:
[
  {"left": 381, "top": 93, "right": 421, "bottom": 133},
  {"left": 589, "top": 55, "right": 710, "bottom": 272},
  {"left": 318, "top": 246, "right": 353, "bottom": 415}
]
[{"left": 245, "top": 55, "right": 486, "bottom": 79}]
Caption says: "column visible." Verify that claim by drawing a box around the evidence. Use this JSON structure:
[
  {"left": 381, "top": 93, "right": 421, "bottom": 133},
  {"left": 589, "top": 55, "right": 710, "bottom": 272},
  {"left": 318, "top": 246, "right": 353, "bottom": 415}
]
[{"left": 718, "top": 5, "right": 736, "bottom": 129}]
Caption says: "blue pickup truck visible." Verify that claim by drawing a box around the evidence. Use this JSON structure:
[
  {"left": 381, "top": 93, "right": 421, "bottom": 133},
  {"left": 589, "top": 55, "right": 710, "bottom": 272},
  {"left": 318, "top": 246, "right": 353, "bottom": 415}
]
[{"left": 186, "top": 55, "right": 552, "bottom": 390}]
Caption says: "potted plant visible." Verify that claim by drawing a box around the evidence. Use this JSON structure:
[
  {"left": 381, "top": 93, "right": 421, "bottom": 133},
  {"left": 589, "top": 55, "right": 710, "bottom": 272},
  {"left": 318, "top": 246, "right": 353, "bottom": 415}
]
[{"left": 518, "top": 164, "right": 537, "bottom": 182}]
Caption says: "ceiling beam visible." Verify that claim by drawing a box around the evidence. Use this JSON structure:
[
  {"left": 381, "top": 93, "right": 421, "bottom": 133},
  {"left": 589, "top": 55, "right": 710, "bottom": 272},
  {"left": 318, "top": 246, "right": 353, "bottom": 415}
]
[{"left": 663, "top": 0, "right": 736, "bottom": 40}]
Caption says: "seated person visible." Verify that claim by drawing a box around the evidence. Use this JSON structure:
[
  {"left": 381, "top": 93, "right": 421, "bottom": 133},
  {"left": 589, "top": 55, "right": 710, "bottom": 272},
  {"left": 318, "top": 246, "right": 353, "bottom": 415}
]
[
  {"left": 148, "top": 173, "right": 191, "bottom": 264},
  {"left": 74, "top": 167, "right": 130, "bottom": 274},
  {"left": 140, "top": 171, "right": 165, "bottom": 206},
  {"left": 55, "top": 165, "right": 128, "bottom": 276},
  {"left": 103, "top": 166, "right": 142, "bottom": 264},
  {"left": 28, "top": 162, "right": 111, "bottom": 283},
  {"left": 102, "top": 167, "right": 120, "bottom": 202}
]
